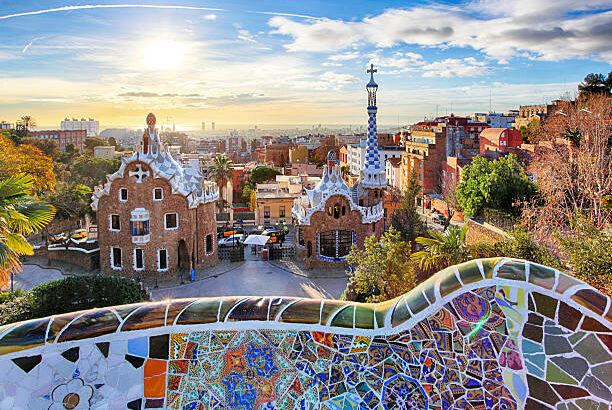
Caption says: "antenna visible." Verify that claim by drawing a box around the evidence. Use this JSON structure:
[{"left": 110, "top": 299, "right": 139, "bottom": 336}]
[
  {"left": 436, "top": 104, "right": 438, "bottom": 118},
  {"left": 489, "top": 89, "right": 492, "bottom": 114}
]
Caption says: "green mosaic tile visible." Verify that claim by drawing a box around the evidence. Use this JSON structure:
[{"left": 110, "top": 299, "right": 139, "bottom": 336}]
[
  {"left": 481, "top": 257, "right": 503, "bottom": 279},
  {"left": 546, "top": 361, "right": 577, "bottom": 385},
  {"left": 268, "top": 297, "right": 301, "bottom": 320},
  {"left": 58, "top": 309, "right": 120, "bottom": 342},
  {"left": 528, "top": 262, "right": 556, "bottom": 290},
  {"left": 404, "top": 288, "right": 429, "bottom": 315},
  {"left": 320, "top": 300, "right": 350, "bottom": 326},
  {"left": 575, "top": 334, "right": 612, "bottom": 365},
  {"left": 496, "top": 259, "right": 526, "bottom": 281},
  {"left": 0, "top": 318, "right": 49, "bottom": 356},
  {"left": 279, "top": 300, "right": 321, "bottom": 325},
  {"left": 121, "top": 302, "right": 167, "bottom": 331},
  {"left": 46, "top": 312, "right": 82, "bottom": 342},
  {"left": 532, "top": 292, "right": 558, "bottom": 319},
  {"left": 175, "top": 299, "right": 221, "bottom": 325},
  {"left": 353, "top": 305, "right": 376, "bottom": 329},
  {"left": 438, "top": 269, "right": 462, "bottom": 297},
  {"left": 228, "top": 297, "right": 272, "bottom": 322},
  {"left": 456, "top": 260, "right": 483, "bottom": 285},
  {"left": 421, "top": 281, "right": 436, "bottom": 304},
  {"left": 374, "top": 299, "right": 394, "bottom": 329},
  {"left": 391, "top": 299, "right": 410, "bottom": 328},
  {"left": 329, "top": 305, "right": 354, "bottom": 328}
]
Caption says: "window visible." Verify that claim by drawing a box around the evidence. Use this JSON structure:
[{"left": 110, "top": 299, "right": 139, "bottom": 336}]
[
  {"left": 298, "top": 227, "right": 305, "bottom": 246},
  {"left": 111, "top": 247, "right": 122, "bottom": 269},
  {"left": 134, "top": 248, "right": 144, "bottom": 270},
  {"left": 319, "top": 231, "right": 336, "bottom": 258},
  {"left": 165, "top": 213, "right": 178, "bottom": 230},
  {"left": 279, "top": 206, "right": 285, "bottom": 218},
  {"left": 110, "top": 214, "right": 120, "bottom": 231},
  {"left": 342, "top": 206, "right": 346, "bottom": 216},
  {"left": 319, "top": 230, "right": 354, "bottom": 259},
  {"left": 158, "top": 249, "right": 168, "bottom": 271},
  {"left": 153, "top": 188, "right": 163, "bottom": 201},
  {"left": 264, "top": 206, "right": 270, "bottom": 219},
  {"left": 333, "top": 204, "right": 340, "bottom": 219},
  {"left": 131, "top": 220, "right": 149, "bottom": 236},
  {"left": 119, "top": 188, "right": 128, "bottom": 202},
  {"left": 206, "top": 234, "right": 213, "bottom": 254}
]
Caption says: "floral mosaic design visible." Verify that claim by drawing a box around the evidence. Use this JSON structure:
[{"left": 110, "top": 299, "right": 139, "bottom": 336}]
[{"left": 0, "top": 258, "right": 610, "bottom": 409}]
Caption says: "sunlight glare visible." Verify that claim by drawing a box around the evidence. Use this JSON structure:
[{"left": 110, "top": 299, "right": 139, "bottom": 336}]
[{"left": 141, "top": 39, "right": 188, "bottom": 71}]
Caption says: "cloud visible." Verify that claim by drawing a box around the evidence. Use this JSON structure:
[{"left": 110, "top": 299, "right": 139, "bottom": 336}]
[
  {"left": 0, "top": 4, "right": 224, "bottom": 20},
  {"left": 369, "top": 52, "right": 424, "bottom": 69},
  {"left": 237, "top": 29, "right": 258, "bottom": 43},
  {"left": 203, "top": 14, "right": 217, "bottom": 20},
  {"left": 320, "top": 71, "right": 359, "bottom": 87},
  {"left": 328, "top": 52, "right": 361, "bottom": 61},
  {"left": 421, "top": 57, "right": 489, "bottom": 78},
  {"left": 22, "top": 37, "right": 44, "bottom": 53},
  {"left": 268, "top": 3, "right": 612, "bottom": 63}
]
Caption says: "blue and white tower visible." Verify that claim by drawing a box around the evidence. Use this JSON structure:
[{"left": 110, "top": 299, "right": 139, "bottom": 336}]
[{"left": 360, "top": 64, "right": 387, "bottom": 191}]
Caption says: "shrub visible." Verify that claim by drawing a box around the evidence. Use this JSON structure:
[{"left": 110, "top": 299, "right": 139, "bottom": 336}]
[{"left": 0, "top": 276, "right": 147, "bottom": 325}]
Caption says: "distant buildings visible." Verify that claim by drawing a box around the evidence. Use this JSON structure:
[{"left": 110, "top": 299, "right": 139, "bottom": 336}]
[
  {"left": 480, "top": 128, "right": 523, "bottom": 156},
  {"left": 92, "top": 113, "right": 219, "bottom": 277},
  {"left": 254, "top": 176, "right": 302, "bottom": 225},
  {"left": 93, "top": 145, "right": 119, "bottom": 159},
  {"left": 61, "top": 117, "right": 99, "bottom": 137},
  {"left": 27, "top": 129, "right": 86, "bottom": 151},
  {"left": 0, "top": 121, "right": 12, "bottom": 130},
  {"left": 514, "top": 101, "right": 562, "bottom": 128}
]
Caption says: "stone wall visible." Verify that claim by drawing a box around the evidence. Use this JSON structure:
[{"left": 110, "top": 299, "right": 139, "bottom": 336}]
[
  {"left": 1, "top": 258, "right": 610, "bottom": 409},
  {"left": 46, "top": 246, "right": 100, "bottom": 271},
  {"left": 465, "top": 216, "right": 508, "bottom": 245}
]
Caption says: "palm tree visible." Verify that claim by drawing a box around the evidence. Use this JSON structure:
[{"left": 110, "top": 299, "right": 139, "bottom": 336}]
[
  {"left": 410, "top": 225, "right": 489, "bottom": 271},
  {"left": 208, "top": 155, "right": 234, "bottom": 212},
  {"left": 0, "top": 174, "right": 55, "bottom": 289}
]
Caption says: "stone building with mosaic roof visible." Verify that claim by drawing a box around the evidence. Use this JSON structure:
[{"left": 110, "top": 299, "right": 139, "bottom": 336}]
[
  {"left": 293, "top": 65, "right": 386, "bottom": 268},
  {"left": 91, "top": 113, "right": 219, "bottom": 277}
]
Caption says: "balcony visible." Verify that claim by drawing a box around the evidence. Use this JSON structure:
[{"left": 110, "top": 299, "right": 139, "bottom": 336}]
[{"left": 131, "top": 234, "right": 150, "bottom": 244}]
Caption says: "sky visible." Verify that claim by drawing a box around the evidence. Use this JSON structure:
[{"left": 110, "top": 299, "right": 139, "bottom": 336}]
[{"left": 0, "top": 0, "right": 611, "bottom": 130}]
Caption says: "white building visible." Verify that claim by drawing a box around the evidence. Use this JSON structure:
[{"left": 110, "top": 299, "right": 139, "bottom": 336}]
[
  {"left": 347, "top": 143, "right": 404, "bottom": 177},
  {"left": 0, "top": 121, "right": 13, "bottom": 130},
  {"left": 61, "top": 118, "right": 99, "bottom": 137},
  {"left": 385, "top": 157, "right": 402, "bottom": 190},
  {"left": 474, "top": 113, "right": 515, "bottom": 128}
]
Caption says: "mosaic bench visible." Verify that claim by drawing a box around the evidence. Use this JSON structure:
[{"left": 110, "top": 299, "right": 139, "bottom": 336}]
[{"left": 0, "top": 258, "right": 610, "bottom": 409}]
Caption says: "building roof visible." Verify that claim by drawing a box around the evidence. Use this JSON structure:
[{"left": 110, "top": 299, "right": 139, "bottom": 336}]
[
  {"left": 91, "top": 113, "right": 218, "bottom": 211},
  {"left": 386, "top": 157, "right": 401, "bottom": 168},
  {"left": 479, "top": 128, "right": 507, "bottom": 139}
]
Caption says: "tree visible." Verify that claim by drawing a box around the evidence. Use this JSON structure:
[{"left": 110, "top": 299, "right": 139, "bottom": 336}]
[
  {"left": 521, "top": 95, "right": 612, "bottom": 243},
  {"left": 441, "top": 172, "right": 461, "bottom": 230},
  {"left": 83, "top": 136, "right": 107, "bottom": 155},
  {"left": 21, "top": 137, "right": 62, "bottom": 161},
  {"left": 241, "top": 166, "right": 281, "bottom": 202},
  {"left": 457, "top": 154, "right": 537, "bottom": 217},
  {"left": 68, "top": 156, "right": 121, "bottom": 188},
  {"left": 578, "top": 72, "right": 611, "bottom": 99},
  {"left": 0, "top": 174, "right": 55, "bottom": 288},
  {"left": 556, "top": 215, "right": 612, "bottom": 294},
  {"left": 0, "top": 134, "right": 56, "bottom": 193},
  {"left": 411, "top": 225, "right": 489, "bottom": 272},
  {"left": 519, "top": 118, "right": 541, "bottom": 143},
  {"left": 391, "top": 171, "right": 426, "bottom": 243},
  {"left": 340, "top": 165, "right": 350, "bottom": 176},
  {"left": 208, "top": 155, "right": 234, "bottom": 212},
  {"left": 344, "top": 227, "right": 417, "bottom": 302},
  {"left": 46, "top": 183, "right": 92, "bottom": 225},
  {"left": 491, "top": 227, "right": 560, "bottom": 268}
]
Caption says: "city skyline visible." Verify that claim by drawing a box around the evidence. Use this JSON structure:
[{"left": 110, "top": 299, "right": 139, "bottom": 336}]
[{"left": 1, "top": 0, "right": 611, "bottom": 129}]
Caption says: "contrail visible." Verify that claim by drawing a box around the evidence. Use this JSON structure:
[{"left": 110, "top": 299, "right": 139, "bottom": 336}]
[
  {"left": 0, "top": 4, "right": 224, "bottom": 20},
  {"left": 248, "top": 11, "right": 323, "bottom": 20},
  {"left": 22, "top": 37, "right": 44, "bottom": 53}
]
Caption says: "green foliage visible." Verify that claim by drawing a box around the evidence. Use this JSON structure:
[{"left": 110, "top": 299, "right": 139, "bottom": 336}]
[
  {"left": 208, "top": 155, "right": 234, "bottom": 212},
  {"left": 0, "top": 276, "right": 147, "bottom": 325},
  {"left": 21, "top": 137, "right": 62, "bottom": 161},
  {"left": 491, "top": 227, "right": 560, "bottom": 267},
  {"left": 46, "top": 183, "right": 93, "bottom": 221},
  {"left": 391, "top": 172, "right": 426, "bottom": 243},
  {"left": 242, "top": 166, "right": 281, "bottom": 202},
  {"left": 0, "top": 174, "right": 55, "bottom": 287},
  {"left": 344, "top": 227, "right": 417, "bottom": 302},
  {"left": 0, "top": 129, "right": 22, "bottom": 145},
  {"left": 578, "top": 71, "right": 612, "bottom": 98},
  {"left": 518, "top": 119, "right": 540, "bottom": 143},
  {"left": 411, "top": 225, "right": 489, "bottom": 272},
  {"left": 83, "top": 136, "right": 107, "bottom": 155},
  {"left": 68, "top": 156, "right": 121, "bottom": 187},
  {"left": 556, "top": 216, "right": 612, "bottom": 293},
  {"left": 456, "top": 154, "right": 537, "bottom": 217}
]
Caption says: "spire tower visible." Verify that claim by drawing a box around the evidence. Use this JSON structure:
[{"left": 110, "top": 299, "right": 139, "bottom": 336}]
[{"left": 360, "top": 64, "right": 386, "bottom": 189}]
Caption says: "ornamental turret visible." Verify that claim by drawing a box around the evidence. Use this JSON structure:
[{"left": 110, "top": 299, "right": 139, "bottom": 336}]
[{"left": 360, "top": 64, "right": 387, "bottom": 192}]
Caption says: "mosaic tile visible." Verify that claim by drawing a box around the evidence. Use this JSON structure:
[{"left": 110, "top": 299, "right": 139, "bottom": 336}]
[{"left": 0, "top": 259, "right": 610, "bottom": 409}]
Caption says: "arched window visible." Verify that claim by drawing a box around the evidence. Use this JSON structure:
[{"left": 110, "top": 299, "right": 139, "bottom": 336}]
[
  {"left": 307, "top": 241, "right": 312, "bottom": 257},
  {"left": 341, "top": 206, "right": 346, "bottom": 216},
  {"left": 327, "top": 207, "right": 333, "bottom": 216},
  {"left": 318, "top": 230, "right": 354, "bottom": 260},
  {"left": 333, "top": 204, "right": 340, "bottom": 219}
]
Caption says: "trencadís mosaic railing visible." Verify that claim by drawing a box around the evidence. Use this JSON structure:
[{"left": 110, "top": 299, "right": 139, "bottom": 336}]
[{"left": 0, "top": 258, "right": 610, "bottom": 409}]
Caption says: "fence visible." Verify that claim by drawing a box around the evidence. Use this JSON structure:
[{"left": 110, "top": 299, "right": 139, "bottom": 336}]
[{"left": 218, "top": 246, "right": 245, "bottom": 262}]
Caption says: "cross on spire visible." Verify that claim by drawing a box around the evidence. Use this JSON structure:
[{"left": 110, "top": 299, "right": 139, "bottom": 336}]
[{"left": 367, "top": 64, "right": 377, "bottom": 75}]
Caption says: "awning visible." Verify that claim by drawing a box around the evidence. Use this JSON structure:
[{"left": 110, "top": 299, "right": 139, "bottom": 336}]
[{"left": 243, "top": 235, "right": 271, "bottom": 246}]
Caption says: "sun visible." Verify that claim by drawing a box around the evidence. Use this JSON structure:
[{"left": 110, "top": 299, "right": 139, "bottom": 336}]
[{"left": 141, "top": 39, "right": 188, "bottom": 71}]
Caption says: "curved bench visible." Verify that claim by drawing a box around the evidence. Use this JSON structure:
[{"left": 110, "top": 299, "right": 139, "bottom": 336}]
[{"left": 0, "top": 258, "right": 610, "bottom": 409}]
